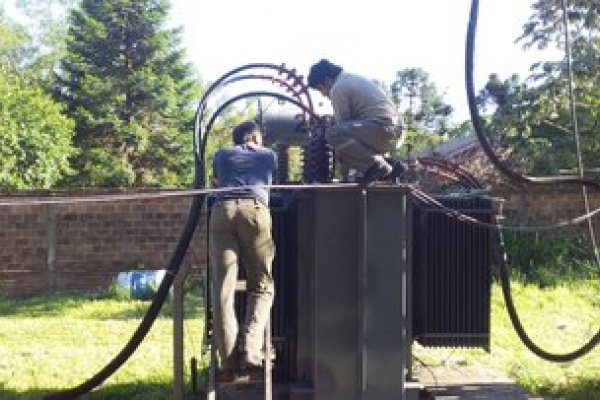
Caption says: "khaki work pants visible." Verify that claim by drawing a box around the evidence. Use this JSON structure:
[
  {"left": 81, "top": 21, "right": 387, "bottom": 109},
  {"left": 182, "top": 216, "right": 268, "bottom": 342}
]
[
  {"left": 209, "top": 198, "right": 275, "bottom": 370},
  {"left": 326, "top": 120, "right": 402, "bottom": 174}
]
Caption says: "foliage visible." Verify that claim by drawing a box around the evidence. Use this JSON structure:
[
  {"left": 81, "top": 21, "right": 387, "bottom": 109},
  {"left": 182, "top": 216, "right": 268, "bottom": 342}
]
[
  {"left": 478, "top": 0, "right": 600, "bottom": 177},
  {"left": 0, "top": 66, "right": 76, "bottom": 189},
  {"left": 12, "top": 0, "right": 75, "bottom": 90},
  {"left": 391, "top": 67, "right": 454, "bottom": 134},
  {"left": 0, "top": 9, "right": 35, "bottom": 73},
  {"left": 445, "top": 119, "right": 474, "bottom": 139},
  {"left": 477, "top": 72, "right": 576, "bottom": 175},
  {"left": 394, "top": 129, "right": 445, "bottom": 158},
  {"left": 57, "top": 0, "right": 201, "bottom": 187},
  {"left": 501, "top": 225, "right": 599, "bottom": 287},
  {"left": 386, "top": 67, "right": 473, "bottom": 157}
]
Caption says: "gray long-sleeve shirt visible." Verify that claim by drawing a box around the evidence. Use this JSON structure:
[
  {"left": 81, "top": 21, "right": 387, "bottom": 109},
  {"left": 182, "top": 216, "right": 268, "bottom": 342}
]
[{"left": 330, "top": 71, "right": 399, "bottom": 125}]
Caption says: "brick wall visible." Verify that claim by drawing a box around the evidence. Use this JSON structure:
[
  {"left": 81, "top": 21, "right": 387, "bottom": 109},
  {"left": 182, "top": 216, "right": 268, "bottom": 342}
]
[
  {"left": 497, "top": 185, "right": 600, "bottom": 227},
  {"left": 1, "top": 186, "right": 598, "bottom": 297},
  {"left": 0, "top": 190, "right": 206, "bottom": 297},
  {"left": 451, "top": 145, "right": 600, "bottom": 226}
]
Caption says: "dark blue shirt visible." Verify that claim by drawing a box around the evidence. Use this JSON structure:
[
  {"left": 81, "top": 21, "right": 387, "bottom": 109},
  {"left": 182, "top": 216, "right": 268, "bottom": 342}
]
[{"left": 212, "top": 144, "right": 277, "bottom": 206}]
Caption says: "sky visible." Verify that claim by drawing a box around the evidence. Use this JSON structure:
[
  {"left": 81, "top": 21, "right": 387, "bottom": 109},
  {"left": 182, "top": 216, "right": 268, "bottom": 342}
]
[
  {"left": 3, "top": 0, "right": 561, "bottom": 122},
  {"left": 167, "top": 0, "right": 560, "bottom": 122}
]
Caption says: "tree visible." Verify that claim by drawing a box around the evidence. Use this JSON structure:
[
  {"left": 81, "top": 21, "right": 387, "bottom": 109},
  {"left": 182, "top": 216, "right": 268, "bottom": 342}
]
[
  {"left": 477, "top": 73, "right": 573, "bottom": 175},
  {"left": 0, "top": 9, "right": 34, "bottom": 73},
  {"left": 391, "top": 67, "right": 453, "bottom": 134},
  {"left": 57, "top": 0, "right": 200, "bottom": 187},
  {"left": 479, "top": 0, "right": 600, "bottom": 176},
  {"left": 12, "top": 0, "right": 76, "bottom": 91},
  {"left": 0, "top": 8, "right": 76, "bottom": 189},
  {"left": 0, "top": 66, "right": 76, "bottom": 189}
]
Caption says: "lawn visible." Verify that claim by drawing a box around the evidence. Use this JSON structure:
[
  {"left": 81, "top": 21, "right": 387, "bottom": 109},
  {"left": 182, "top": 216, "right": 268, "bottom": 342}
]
[
  {"left": 1, "top": 280, "right": 599, "bottom": 399},
  {"left": 415, "top": 279, "right": 600, "bottom": 400},
  {"left": 0, "top": 291, "right": 204, "bottom": 400}
]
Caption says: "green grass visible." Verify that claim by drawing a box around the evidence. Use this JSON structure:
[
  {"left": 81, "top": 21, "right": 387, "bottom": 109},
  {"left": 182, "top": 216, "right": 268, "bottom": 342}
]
[
  {"left": 1, "top": 281, "right": 599, "bottom": 399},
  {"left": 415, "top": 279, "right": 600, "bottom": 400},
  {"left": 0, "top": 292, "right": 204, "bottom": 400}
]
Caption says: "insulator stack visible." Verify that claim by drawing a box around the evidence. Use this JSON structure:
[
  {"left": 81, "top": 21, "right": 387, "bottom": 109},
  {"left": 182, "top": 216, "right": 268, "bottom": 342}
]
[
  {"left": 276, "top": 143, "right": 289, "bottom": 184},
  {"left": 302, "top": 128, "right": 334, "bottom": 183}
]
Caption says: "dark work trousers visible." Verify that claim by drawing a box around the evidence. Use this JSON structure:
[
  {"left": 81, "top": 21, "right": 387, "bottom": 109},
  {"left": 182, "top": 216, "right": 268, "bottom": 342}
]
[
  {"left": 326, "top": 120, "right": 402, "bottom": 174},
  {"left": 209, "top": 198, "right": 275, "bottom": 370}
]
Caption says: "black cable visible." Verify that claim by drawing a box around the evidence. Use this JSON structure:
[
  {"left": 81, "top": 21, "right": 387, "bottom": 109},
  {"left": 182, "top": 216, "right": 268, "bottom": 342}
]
[
  {"left": 410, "top": 181, "right": 600, "bottom": 361},
  {"left": 416, "top": 157, "right": 483, "bottom": 190},
  {"left": 198, "top": 90, "right": 321, "bottom": 184},
  {"left": 41, "top": 67, "right": 308, "bottom": 400},
  {"left": 43, "top": 193, "right": 205, "bottom": 399},
  {"left": 193, "top": 63, "right": 314, "bottom": 171},
  {"left": 466, "top": 0, "right": 600, "bottom": 191},
  {"left": 494, "top": 214, "right": 600, "bottom": 362},
  {"left": 467, "top": 0, "right": 600, "bottom": 361}
]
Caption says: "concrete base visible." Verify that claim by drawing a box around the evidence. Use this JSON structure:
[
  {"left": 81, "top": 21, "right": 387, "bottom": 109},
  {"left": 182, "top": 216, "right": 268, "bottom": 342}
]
[
  {"left": 406, "top": 380, "right": 425, "bottom": 400},
  {"left": 424, "top": 383, "right": 530, "bottom": 399},
  {"left": 216, "top": 383, "right": 310, "bottom": 400},
  {"left": 215, "top": 381, "right": 430, "bottom": 400}
]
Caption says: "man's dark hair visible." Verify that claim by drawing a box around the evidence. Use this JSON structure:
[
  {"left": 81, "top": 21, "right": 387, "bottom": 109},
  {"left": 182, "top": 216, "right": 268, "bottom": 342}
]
[
  {"left": 232, "top": 120, "right": 260, "bottom": 145},
  {"left": 307, "top": 59, "right": 343, "bottom": 89}
]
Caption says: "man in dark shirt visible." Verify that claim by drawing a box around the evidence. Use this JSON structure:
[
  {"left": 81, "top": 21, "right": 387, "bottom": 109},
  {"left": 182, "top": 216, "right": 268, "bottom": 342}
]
[
  {"left": 307, "top": 59, "right": 403, "bottom": 185},
  {"left": 209, "top": 120, "right": 277, "bottom": 381}
]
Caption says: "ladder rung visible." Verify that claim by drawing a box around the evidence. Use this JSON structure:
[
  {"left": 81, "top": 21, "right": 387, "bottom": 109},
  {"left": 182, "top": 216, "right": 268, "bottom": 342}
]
[{"left": 209, "top": 279, "right": 272, "bottom": 400}]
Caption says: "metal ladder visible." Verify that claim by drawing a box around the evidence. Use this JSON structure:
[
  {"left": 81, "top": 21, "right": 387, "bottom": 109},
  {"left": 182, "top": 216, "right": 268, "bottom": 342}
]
[{"left": 207, "top": 279, "right": 273, "bottom": 400}]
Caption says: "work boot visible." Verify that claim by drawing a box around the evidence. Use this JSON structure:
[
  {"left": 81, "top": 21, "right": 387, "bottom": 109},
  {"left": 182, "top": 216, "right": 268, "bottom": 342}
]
[
  {"left": 386, "top": 159, "right": 407, "bottom": 182},
  {"left": 216, "top": 348, "right": 241, "bottom": 385},
  {"left": 216, "top": 368, "right": 236, "bottom": 384},
  {"left": 236, "top": 352, "right": 264, "bottom": 383},
  {"left": 358, "top": 161, "right": 393, "bottom": 187}
]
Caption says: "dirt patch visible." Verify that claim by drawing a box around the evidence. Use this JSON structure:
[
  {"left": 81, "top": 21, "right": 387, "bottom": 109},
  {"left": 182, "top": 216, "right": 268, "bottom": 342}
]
[{"left": 412, "top": 362, "right": 544, "bottom": 399}]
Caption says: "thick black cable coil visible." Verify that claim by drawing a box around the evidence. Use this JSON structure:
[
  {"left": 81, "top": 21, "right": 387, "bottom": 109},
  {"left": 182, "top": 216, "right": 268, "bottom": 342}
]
[
  {"left": 467, "top": 0, "right": 600, "bottom": 361},
  {"left": 43, "top": 64, "right": 319, "bottom": 399}
]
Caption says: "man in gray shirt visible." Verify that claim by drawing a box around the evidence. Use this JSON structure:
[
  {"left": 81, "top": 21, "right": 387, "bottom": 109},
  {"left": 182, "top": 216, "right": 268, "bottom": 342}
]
[
  {"left": 210, "top": 120, "right": 277, "bottom": 382},
  {"left": 307, "top": 59, "right": 403, "bottom": 185}
]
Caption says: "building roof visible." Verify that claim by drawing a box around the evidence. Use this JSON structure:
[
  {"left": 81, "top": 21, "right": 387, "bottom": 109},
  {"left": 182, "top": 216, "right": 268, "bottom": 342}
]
[{"left": 416, "top": 135, "right": 480, "bottom": 159}]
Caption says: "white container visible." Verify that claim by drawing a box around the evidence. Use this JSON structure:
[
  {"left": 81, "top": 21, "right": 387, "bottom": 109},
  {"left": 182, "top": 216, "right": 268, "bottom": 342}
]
[{"left": 115, "top": 270, "right": 167, "bottom": 300}]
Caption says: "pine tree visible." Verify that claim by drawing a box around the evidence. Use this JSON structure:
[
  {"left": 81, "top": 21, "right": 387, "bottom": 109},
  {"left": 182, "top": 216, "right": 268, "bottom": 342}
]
[{"left": 57, "top": 0, "right": 199, "bottom": 187}]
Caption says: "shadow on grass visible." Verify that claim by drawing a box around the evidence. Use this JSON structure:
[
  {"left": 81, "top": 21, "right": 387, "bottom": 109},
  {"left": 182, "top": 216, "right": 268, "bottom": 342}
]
[
  {"left": 0, "top": 293, "right": 94, "bottom": 317},
  {"left": 0, "top": 293, "right": 201, "bottom": 320},
  {"left": 0, "top": 381, "right": 195, "bottom": 400},
  {"left": 538, "top": 377, "right": 600, "bottom": 400}
]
